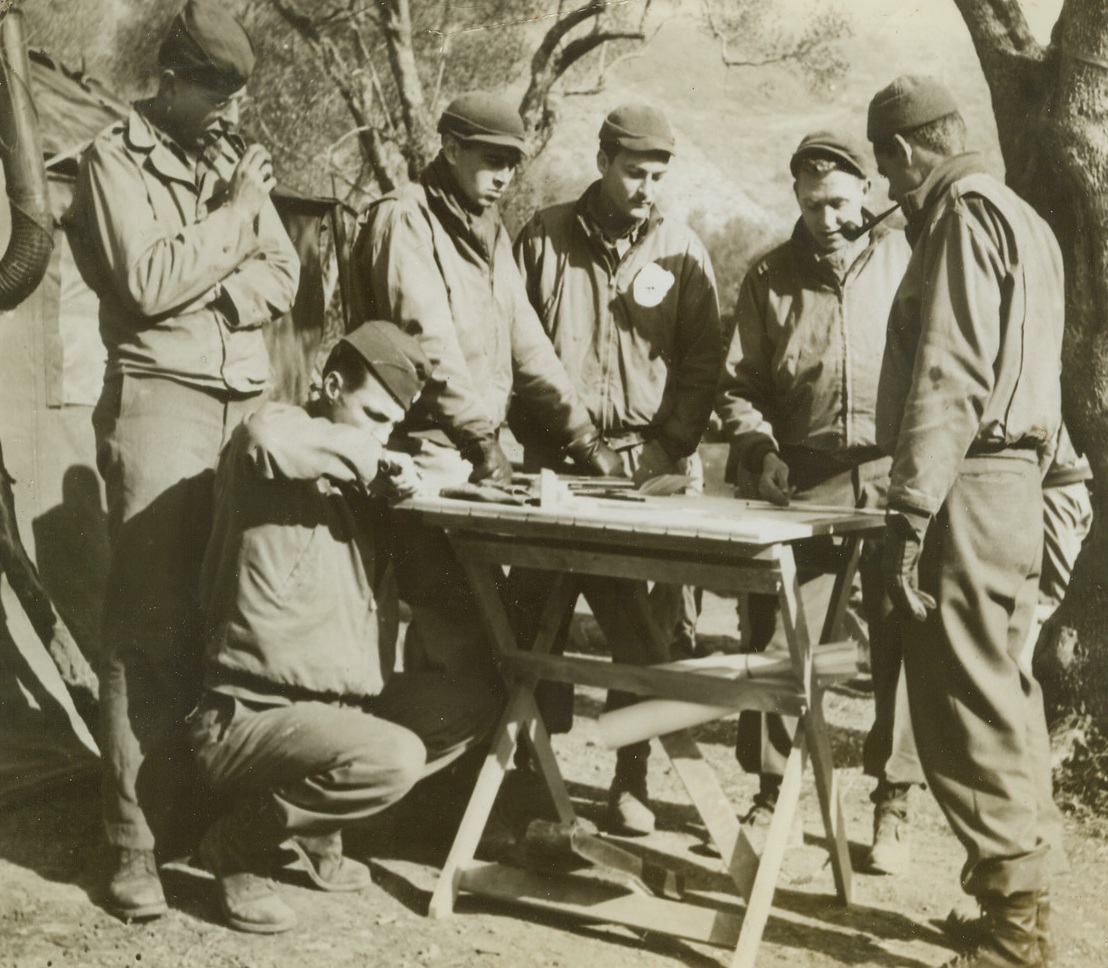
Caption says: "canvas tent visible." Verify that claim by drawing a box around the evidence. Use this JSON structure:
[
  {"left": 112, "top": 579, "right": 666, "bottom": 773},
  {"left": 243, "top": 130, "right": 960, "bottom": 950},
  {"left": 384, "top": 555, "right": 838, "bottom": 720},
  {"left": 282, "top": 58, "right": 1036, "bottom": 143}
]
[{"left": 0, "top": 51, "right": 343, "bottom": 803}]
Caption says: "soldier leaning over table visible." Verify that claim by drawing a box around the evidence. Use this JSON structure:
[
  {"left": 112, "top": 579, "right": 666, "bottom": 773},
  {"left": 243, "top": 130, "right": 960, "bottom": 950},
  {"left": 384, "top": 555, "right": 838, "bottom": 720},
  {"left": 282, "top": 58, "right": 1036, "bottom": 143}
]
[
  {"left": 716, "top": 130, "right": 924, "bottom": 874},
  {"left": 350, "top": 93, "right": 622, "bottom": 687},
  {"left": 510, "top": 103, "right": 722, "bottom": 837},
  {"left": 188, "top": 322, "right": 501, "bottom": 934},
  {"left": 63, "top": 0, "right": 299, "bottom": 921}
]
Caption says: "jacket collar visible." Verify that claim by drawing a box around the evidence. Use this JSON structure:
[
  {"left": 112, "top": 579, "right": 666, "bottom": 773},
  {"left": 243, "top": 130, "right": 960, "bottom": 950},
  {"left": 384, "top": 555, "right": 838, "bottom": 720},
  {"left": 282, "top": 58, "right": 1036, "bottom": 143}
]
[
  {"left": 902, "top": 151, "right": 990, "bottom": 241},
  {"left": 420, "top": 153, "right": 501, "bottom": 260},
  {"left": 125, "top": 102, "right": 197, "bottom": 187},
  {"left": 576, "top": 180, "right": 662, "bottom": 242},
  {"left": 791, "top": 212, "right": 881, "bottom": 282}
]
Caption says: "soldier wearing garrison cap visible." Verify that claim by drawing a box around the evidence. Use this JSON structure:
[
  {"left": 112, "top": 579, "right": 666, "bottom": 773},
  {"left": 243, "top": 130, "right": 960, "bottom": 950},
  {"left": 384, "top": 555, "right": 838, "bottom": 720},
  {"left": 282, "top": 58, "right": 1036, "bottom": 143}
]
[
  {"left": 511, "top": 102, "right": 721, "bottom": 836},
  {"left": 868, "top": 75, "right": 1065, "bottom": 967},
  {"left": 351, "top": 93, "right": 620, "bottom": 683},
  {"left": 717, "top": 127, "right": 923, "bottom": 872},
  {"left": 64, "top": 0, "right": 299, "bottom": 922},
  {"left": 190, "top": 321, "right": 500, "bottom": 933}
]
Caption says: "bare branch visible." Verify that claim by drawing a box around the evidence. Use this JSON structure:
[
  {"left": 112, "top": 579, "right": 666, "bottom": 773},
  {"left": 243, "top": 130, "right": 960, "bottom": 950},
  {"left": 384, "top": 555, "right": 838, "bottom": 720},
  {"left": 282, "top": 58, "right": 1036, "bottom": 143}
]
[
  {"left": 700, "top": 0, "right": 820, "bottom": 69},
  {"left": 556, "top": 30, "right": 645, "bottom": 75},
  {"left": 267, "top": 0, "right": 398, "bottom": 193}
]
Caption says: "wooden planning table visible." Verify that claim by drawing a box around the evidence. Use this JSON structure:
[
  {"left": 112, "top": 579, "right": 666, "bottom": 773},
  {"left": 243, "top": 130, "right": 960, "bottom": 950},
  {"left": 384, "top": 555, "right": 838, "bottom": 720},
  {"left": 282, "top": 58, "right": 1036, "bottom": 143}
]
[{"left": 397, "top": 490, "right": 885, "bottom": 968}]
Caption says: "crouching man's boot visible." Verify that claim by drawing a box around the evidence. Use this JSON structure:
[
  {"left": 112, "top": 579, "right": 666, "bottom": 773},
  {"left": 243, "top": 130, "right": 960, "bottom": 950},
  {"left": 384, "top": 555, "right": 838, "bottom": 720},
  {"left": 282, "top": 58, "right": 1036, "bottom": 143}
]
[
  {"left": 943, "top": 890, "right": 1053, "bottom": 965},
  {"left": 863, "top": 780, "right": 912, "bottom": 876},
  {"left": 287, "top": 831, "right": 370, "bottom": 892},
  {"left": 200, "top": 799, "right": 296, "bottom": 934},
  {"left": 105, "top": 847, "right": 168, "bottom": 921},
  {"left": 941, "top": 891, "right": 1051, "bottom": 967},
  {"left": 605, "top": 742, "right": 655, "bottom": 837}
]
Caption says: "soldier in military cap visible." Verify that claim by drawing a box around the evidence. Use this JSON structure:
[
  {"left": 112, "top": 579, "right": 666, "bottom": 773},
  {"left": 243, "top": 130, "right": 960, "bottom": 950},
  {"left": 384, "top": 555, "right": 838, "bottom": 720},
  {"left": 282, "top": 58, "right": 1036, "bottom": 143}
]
[
  {"left": 511, "top": 102, "right": 722, "bottom": 836},
  {"left": 868, "top": 75, "right": 1065, "bottom": 967},
  {"left": 716, "top": 129, "right": 923, "bottom": 872},
  {"left": 188, "top": 321, "right": 500, "bottom": 933},
  {"left": 351, "top": 93, "right": 621, "bottom": 679},
  {"left": 64, "top": 0, "right": 299, "bottom": 921}
]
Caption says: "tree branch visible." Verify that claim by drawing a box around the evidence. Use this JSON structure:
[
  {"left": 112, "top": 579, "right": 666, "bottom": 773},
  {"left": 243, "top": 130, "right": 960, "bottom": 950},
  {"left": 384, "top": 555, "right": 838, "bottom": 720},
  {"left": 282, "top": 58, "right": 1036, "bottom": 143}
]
[
  {"left": 556, "top": 29, "right": 645, "bottom": 75},
  {"left": 379, "top": 0, "right": 436, "bottom": 180},
  {"left": 267, "top": 0, "right": 398, "bottom": 193},
  {"left": 951, "top": 0, "right": 1043, "bottom": 60}
]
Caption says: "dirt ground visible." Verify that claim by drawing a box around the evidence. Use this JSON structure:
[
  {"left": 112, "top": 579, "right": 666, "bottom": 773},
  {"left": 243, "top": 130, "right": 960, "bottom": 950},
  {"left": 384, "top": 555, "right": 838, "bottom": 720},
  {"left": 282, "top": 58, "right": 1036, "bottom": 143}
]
[{"left": 1, "top": 592, "right": 1106, "bottom": 968}]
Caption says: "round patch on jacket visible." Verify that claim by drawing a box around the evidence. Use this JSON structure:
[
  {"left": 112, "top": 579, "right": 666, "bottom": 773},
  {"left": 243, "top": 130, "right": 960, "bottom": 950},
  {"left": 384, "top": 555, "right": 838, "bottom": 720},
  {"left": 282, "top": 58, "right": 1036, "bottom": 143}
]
[{"left": 632, "top": 262, "right": 675, "bottom": 307}]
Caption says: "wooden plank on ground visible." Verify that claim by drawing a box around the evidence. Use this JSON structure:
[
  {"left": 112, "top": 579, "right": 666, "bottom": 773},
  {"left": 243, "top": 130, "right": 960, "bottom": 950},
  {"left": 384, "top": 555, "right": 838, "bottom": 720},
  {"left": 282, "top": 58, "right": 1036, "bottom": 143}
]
[{"left": 457, "top": 861, "right": 742, "bottom": 948}]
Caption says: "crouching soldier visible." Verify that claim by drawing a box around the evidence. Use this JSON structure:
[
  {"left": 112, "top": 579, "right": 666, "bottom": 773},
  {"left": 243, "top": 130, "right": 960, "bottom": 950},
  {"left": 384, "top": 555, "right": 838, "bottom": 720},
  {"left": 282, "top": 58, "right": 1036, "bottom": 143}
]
[{"left": 188, "top": 322, "right": 501, "bottom": 933}]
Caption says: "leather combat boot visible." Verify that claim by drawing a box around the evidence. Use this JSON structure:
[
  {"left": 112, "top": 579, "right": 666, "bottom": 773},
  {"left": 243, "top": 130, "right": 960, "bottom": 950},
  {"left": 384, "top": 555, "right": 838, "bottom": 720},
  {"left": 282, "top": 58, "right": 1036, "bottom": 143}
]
[
  {"left": 287, "top": 831, "right": 371, "bottom": 892},
  {"left": 863, "top": 780, "right": 912, "bottom": 876},
  {"left": 199, "top": 800, "right": 295, "bottom": 934},
  {"left": 105, "top": 847, "right": 167, "bottom": 921},
  {"left": 738, "top": 775, "right": 802, "bottom": 849},
  {"left": 605, "top": 745, "right": 655, "bottom": 837},
  {"left": 944, "top": 890, "right": 1053, "bottom": 964},
  {"left": 940, "top": 891, "right": 1050, "bottom": 967}
]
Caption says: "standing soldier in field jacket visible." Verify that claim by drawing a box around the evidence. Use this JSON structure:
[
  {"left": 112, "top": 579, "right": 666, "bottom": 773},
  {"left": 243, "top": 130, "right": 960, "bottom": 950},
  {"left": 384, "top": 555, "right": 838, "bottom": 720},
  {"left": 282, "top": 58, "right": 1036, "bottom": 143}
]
[
  {"left": 868, "top": 75, "right": 1066, "bottom": 968},
  {"left": 716, "top": 130, "right": 923, "bottom": 873},
  {"left": 511, "top": 103, "right": 721, "bottom": 836},
  {"left": 351, "top": 93, "right": 622, "bottom": 679},
  {"left": 64, "top": 0, "right": 299, "bottom": 921}
]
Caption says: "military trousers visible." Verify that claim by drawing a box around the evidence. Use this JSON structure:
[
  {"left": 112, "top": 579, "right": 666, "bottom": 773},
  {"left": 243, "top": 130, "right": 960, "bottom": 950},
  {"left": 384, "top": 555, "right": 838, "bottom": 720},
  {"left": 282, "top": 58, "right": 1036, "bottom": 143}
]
[
  {"left": 735, "top": 453, "right": 923, "bottom": 789},
  {"left": 903, "top": 453, "right": 1065, "bottom": 897},
  {"left": 189, "top": 671, "right": 502, "bottom": 838},
  {"left": 93, "top": 374, "right": 262, "bottom": 853}
]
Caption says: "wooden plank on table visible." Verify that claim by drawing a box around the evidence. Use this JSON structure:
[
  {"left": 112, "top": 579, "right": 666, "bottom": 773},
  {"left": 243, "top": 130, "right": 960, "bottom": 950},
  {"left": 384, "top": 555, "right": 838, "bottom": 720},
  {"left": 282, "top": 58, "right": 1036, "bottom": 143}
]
[
  {"left": 451, "top": 535, "right": 782, "bottom": 593},
  {"left": 458, "top": 861, "right": 742, "bottom": 948},
  {"left": 503, "top": 652, "right": 807, "bottom": 717}
]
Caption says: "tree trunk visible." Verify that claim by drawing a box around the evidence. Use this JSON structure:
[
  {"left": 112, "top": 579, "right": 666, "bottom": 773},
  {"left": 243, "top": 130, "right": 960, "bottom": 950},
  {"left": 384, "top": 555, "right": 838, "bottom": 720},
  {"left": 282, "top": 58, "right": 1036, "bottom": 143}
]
[{"left": 956, "top": 0, "right": 1108, "bottom": 727}]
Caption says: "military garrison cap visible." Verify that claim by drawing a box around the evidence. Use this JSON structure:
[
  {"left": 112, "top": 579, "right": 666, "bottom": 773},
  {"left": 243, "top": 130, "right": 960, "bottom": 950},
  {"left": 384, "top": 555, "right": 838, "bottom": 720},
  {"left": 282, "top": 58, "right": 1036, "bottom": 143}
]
[
  {"left": 340, "top": 321, "right": 432, "bottom": 409},
  {"left": 599, "top": 103, "right": 675, "bottom": 155},
  {"left": 790, "top": 130, "right": 869, "bottom": 179},
  {"left": 157, "top": 0, "right": 255, "bottom": 98},
  {"left": 438, "top": 92, "right": 528, "bottom": 154},
  {"left": 867, "top": 75, "right": 959, "bottom": 143}
]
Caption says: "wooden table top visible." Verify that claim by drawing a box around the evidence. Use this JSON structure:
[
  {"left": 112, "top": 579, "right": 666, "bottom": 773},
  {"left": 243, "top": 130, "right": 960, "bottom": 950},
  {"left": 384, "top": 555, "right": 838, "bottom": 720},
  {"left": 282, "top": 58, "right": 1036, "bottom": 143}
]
[{"left": 399, "top": 490, "right": 884, "bottom": 550}]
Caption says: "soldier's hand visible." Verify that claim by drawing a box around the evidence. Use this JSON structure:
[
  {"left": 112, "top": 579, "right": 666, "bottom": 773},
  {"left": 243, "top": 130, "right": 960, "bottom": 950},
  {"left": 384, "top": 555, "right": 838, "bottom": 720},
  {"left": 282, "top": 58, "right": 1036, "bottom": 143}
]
[
  {"left": 631, "top": 438, "right": 678, "bottom": 488},
  {"left": 461, "top": 437, "right": 514, "bottom": 486},
  {"left": 373, "top": 450, "right": 423, "bottom": 503},
  {"left": 882, "top": 513, "right": 936, "bottom": 622},
  {"left": 757, "top": 452, "right": 792, "bottom": 506},
  {"left": 566, "top": 428, "right": 626, "bottom": 478},
  {"left": 227, "top": 145, "right": 276, "bottom": 220}
]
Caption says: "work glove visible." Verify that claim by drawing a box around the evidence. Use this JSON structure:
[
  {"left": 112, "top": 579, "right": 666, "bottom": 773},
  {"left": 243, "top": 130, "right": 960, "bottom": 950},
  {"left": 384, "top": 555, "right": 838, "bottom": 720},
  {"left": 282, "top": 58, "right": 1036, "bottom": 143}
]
[
  {"left": 631, "top": 438, "right": 679, "bottom": 488},
  {"left": 882, "top": 511, "right": 936, "bottom": 622},
  {"left": 460, "top": 437, "right": 514, "bottom": 486},
  {"left": 566, "top": 428, "right": 626, "bottom": 478}
]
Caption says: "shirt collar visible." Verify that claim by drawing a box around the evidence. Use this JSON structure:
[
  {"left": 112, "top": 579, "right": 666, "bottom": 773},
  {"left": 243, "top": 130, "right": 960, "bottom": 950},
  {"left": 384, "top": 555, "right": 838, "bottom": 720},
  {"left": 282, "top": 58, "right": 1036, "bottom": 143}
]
[{"left": 125, "top": 103, "right": 197, "bottom": 187}]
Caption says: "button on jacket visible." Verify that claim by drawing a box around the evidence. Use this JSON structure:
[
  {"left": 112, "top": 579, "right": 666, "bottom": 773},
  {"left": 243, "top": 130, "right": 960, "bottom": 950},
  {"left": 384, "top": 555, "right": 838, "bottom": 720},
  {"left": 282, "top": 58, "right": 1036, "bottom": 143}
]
[
  {"left": 514, "top": 182, "right": 722, "bottom": 460},
  {"left": 199, "top": 402, "right": 395, "bottom": 705},
  {"left": 65, "top": 106, "right": 300, "bottom": 394},
  {"left": 717, "top": 220, "right": 911, "bottom": 474},
  {"left": 877, "top": 152, "right": 1064, "bottom": 517},
  {"left": 351, "top": 156, "right": 594, "bottom": 454}
]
